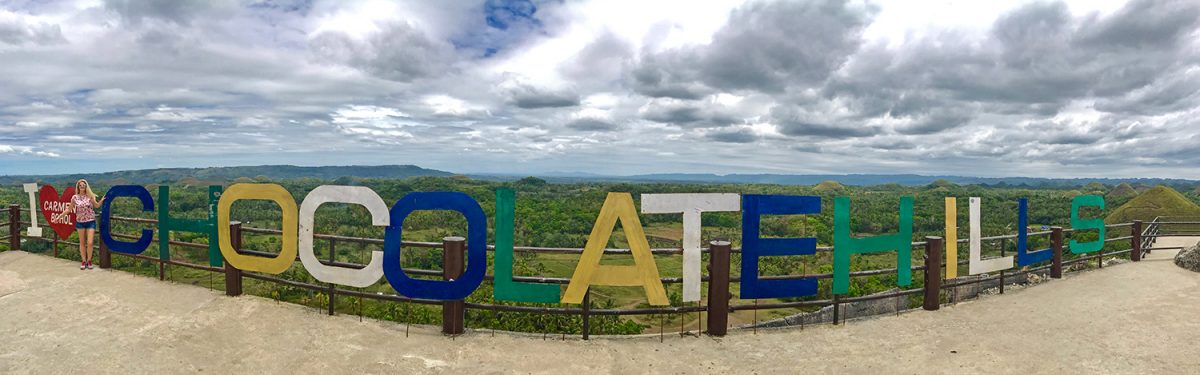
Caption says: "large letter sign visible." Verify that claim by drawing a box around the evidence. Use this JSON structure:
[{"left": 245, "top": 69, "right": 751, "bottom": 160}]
[
  {"left": 969, "top": 197, "right": 1013, "bottom": 275},
  {"left": 298, "top": 186, "right": 387, "bottom": 287},
  {"left": 740, "top": 195, "right": 820, "bottom": 299},
  {"left": 218, "top": 184, "right": 298, "bottom": 274},
  {"left": 100, "top": 185, "right": 155, "bottom": 254},
  {"left": 493, "top": 189, "right": 561, "bottom": 303},
  {"left": 22, "top": 183, "right": 42, "bottom": 237},
  {"left": 833, "top": 196, "right": 914, "bottom": 295},
  {"left": 944, "top": 197, "right": 959, "bottom": 279},
  {"left": 642, "top": 193, "right": 740, "bottom": 302},
  {"left": 382, "top": 192, "right": 487, "bottom": 301},
  {"left": 74, "top": 181, "right": 1128, "bottom": 329},
  {"left": 562, "top": 193, "right": 669, "bottom": 305},
  {"left": 1016, "top": 198, "right": 1052, "bottom": 266},
  {"left": 159, "top": 185, "right": 223, "bottom": 266},
  {"left": 39, "top": 185, "right": 76, "bottom": 239},
  {"left": 1070, "top": 195, "right": 1106, "bottom": 254}
]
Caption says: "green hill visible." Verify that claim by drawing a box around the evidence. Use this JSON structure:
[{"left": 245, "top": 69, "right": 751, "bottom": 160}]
[
  {"left": 1106, "top": 183, "right": 1137, "bottom": 201},
  {"left": 814, "top": 180, "right": 846, "bottom": 191},
  {"left": 1105, "top": 186, "right": 1200, "bottom": 224},
  {"left": 926, "top": 179, "right": 956, "bottom": 189},
  {"left": 1084, "top": 182, "right": 1107, "bottom": 195}
]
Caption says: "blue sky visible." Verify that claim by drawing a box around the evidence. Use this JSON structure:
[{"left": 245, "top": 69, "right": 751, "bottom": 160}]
[{"left": 1, "top": 0, "right": 1199, "bottom": 178}]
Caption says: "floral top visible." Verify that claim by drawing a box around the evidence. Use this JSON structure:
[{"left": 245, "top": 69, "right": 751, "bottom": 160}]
[{"left": 72, "top": 194, "right": 96, "bottom": 223}]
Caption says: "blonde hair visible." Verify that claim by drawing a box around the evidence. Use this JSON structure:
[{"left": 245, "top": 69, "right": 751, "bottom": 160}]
[{"left": 76, "top": 179, "right": 98, "bottom": 203}]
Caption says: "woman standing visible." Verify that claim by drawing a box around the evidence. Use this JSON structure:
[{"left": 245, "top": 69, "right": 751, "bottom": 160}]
[{"left": 67, "top": 179, "right": 103, "bottom": 270}]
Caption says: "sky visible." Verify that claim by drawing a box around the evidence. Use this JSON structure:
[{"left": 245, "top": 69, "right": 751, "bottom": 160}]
[{"left": 0, "top": 0, "right": 1198, "bottom": 178}]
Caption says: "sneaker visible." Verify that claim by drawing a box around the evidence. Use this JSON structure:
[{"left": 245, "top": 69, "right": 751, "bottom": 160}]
[
  {"left": 81, "top": 262, "right": 86, "bottom": 270},
  {"left": 86, "top": 261, "right": 93, "bottom": 270}
]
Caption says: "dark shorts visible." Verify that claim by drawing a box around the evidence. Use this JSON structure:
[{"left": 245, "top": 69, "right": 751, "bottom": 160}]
[{"left": 76, "top": 221, "right": 96, "bottom": 230}]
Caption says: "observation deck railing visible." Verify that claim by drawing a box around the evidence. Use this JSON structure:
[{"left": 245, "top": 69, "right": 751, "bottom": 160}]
[{"left": 4, "top": 203, "right": 1198, "bottom": 339}]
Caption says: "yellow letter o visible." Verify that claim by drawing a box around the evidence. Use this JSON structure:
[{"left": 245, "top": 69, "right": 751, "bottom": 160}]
[{"left": 218, "top": 183, "right": 298, "bottom": 274}]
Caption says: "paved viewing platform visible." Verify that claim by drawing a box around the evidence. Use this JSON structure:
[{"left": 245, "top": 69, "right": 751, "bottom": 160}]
[{"left": 1, "top": 239, "right": 1198, "bottom": 373}]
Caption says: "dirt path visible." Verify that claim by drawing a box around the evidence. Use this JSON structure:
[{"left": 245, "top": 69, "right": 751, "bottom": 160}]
[
  {"left": 1145, "top": 236, "right": 1195, "bottom": 261},
  {"left": 1, "top": 241, "right": 1198, "bottom": 374}
]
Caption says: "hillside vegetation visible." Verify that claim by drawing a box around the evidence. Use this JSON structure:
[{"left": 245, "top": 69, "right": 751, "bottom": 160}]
[{"left": 1105, "top": 186, "right": 1200, "bottom": 224}]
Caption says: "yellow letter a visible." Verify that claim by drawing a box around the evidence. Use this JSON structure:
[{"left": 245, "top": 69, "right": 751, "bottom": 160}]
[{"left": 562, "top": 193, "right": 669, "bottom": 305}]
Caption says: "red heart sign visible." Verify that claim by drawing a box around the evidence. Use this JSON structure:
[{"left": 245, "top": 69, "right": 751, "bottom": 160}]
[{"left": 39, "top": 185, "right": 77, "bottom": 239}]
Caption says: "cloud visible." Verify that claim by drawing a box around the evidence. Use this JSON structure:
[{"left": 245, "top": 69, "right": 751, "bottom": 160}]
[
  {"left": 0, "top": 144, "right": 60, "bottom": 157},
  {"left": 565, "top": 117, "right": 618, "bottom": 131},
  {"left": 641, "top": 100, "right": 704, "bottom": 124},
  {"left": 1094, "top": 64, "right": 1200, "bottom": 115},
  {"left": 1, "top": 0, "right": 1199, "bottom": 179},
  {"left": 770, "top": 105, "right": 875, "bottom": 138},
  {"left": 707, "top": 128, "right": 758, "bottom": 143},
  {"left": 1075, "top": 0, "right": 1200, "bottom": 49},
  {"left": 639, "top": 97, "right": 744, "bottom": 128},
  {"left": 309, "top": 22, "right": 457, "bottom": 82},
  {"left": 699, "top": 0, "right": 876, "bottom": 92},
  {"left": 105, "top": 0, "right": 237, "bottom": 26},
  {"left": 629, "top": 50, "right": 709, "bottom": 99},
  {"left": 0, "top": 10, "right": 66, "bottom": 45},
  {"left": 507, "top": 84, "right": 580, "bottom": 109},
  {"left": 895, "top": 109, "right": 976, "bottom": 135},
  {"left": 630, "top": 0, "right": 876, "bottom": 96},
  {"left": 559, "top": 31, "right": 633, "bottom": 81}
]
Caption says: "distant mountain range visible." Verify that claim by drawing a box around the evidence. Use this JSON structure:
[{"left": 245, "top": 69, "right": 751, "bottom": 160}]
[
  {"left": 470, "top": 172, "right": 1200, "bottom": 188},
  {"left": 2, "top": 165, "right": 1197, "bottom": 188}
]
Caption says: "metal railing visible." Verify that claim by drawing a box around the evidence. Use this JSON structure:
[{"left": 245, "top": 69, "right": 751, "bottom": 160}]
[
  {"left": 1136, "top": 216, "right": 1200, "bottom": 258},
  {"left": 4, "top": 203, "right": 1199, "bottom": 339}
]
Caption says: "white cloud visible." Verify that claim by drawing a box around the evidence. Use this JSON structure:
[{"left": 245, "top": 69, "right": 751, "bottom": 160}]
[
  {"left": 0, "top": 0, "right": 1197, "bottom": 179},
  {"left": 0, "top": 144, "right": 60, "bottom": 157}
]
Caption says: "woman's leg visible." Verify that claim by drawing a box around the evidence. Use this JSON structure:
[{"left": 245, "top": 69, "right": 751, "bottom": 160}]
[
  {"left": 85, "top": 228, "right": 95, "bottom": 265},
  {"left": 77, "top": 228, "right": 86, "bottom": 268}
]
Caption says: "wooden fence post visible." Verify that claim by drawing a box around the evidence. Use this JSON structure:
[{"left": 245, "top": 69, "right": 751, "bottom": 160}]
[
  {"left": 98, "top": 235, "right": 112, "bottom": 269},
  {"left": 8, "top": 204, "right": 19, "bottom": 251},
  {"left": 327, "top": 238, "right": 337, "bottom": 316},
  {"left": 224, "top": 221, "right": 243, "bottom": 297},
  {"left": 581, "top": 290, "right": 591, "bottom": 340},
  {"left": 1131, "top": 220, "right": 1142, "bottom": 262},
  {"left": 442, "top": 236, "right": 466, "bottom": 335},
  {"left": 923, "top": 237, "right": 942, "bottom": 311},
  {"left": 706, "top": 240, "right": 731, "bottom": 336},
  {"left": 1050, "top": 227, "right": 1063, "bottom": 278},
  {"left": 998, "top": 238, "right": 1005, "bottom": 294}
]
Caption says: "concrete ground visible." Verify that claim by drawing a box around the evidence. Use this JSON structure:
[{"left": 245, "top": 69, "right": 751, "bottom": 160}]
[{"left": 0, "top": 239, "right": 1198, "bottom": 374}]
